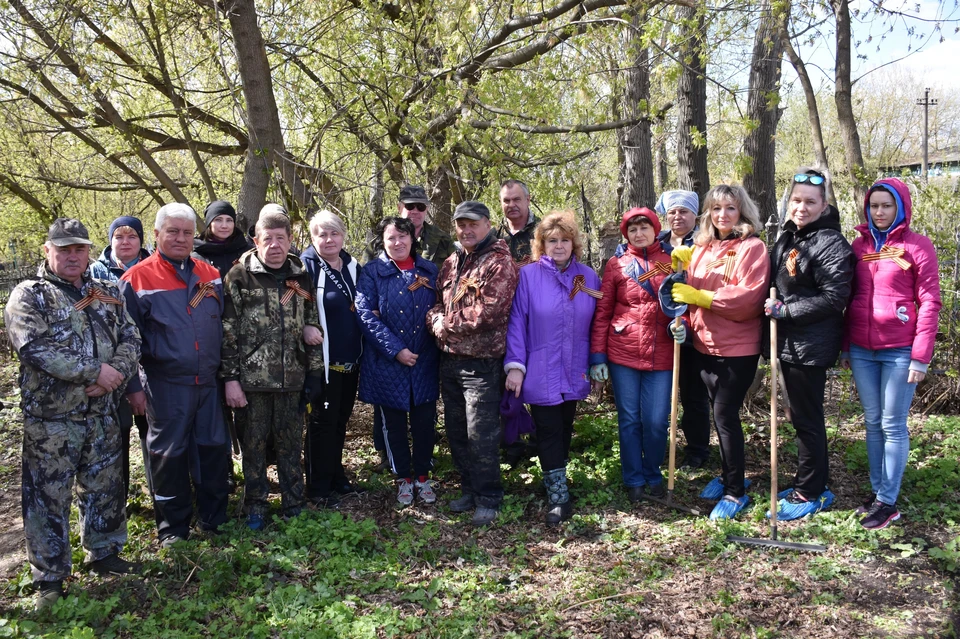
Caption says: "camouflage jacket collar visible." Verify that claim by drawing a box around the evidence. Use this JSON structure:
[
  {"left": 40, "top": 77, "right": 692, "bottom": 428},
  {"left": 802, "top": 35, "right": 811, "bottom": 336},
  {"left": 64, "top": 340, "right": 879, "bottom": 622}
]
[{"left": 239, "top": 248, "right": 306, "bottom": 278}]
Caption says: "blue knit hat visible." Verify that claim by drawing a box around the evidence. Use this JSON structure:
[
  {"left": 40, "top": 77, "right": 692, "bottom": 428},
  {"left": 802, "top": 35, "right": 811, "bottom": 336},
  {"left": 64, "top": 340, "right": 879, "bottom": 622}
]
[{"left": 108, "top": 216, "right": 144, "bottom": 244}]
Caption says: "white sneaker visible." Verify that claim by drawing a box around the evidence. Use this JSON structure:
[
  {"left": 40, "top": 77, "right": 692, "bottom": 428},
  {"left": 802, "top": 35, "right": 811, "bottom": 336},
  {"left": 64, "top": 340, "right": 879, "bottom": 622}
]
[
  {"left": 415, "top": 478, "right": 436, "bottom": 504},
  {"left": 397, "top": 479, "right": 414, "bottom": 506}
]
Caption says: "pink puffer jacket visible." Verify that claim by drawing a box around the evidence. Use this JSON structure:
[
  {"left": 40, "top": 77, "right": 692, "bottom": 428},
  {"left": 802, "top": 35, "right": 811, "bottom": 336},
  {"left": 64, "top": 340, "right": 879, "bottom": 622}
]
[{"left": 843, "top": 178, "right": 941, "bottom": 365}]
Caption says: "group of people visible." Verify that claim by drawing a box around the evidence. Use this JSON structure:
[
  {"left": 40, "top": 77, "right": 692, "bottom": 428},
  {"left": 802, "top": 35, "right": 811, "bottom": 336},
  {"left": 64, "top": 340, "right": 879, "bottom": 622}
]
[{"left": 5, "top": 171, "right": 941, "bottom": 610}]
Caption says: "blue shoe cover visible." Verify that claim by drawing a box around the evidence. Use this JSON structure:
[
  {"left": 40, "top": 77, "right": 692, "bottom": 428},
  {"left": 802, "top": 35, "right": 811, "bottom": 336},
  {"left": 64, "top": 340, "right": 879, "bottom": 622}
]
[
  {"left": 709, "top": 494, "right": 750, "bottom": 520},
  {"left": 247, "top": 513, "right": 266, "bottom": 531},
  {"left": 767, "top": 489, "right": 835, "bottom": 521},
  {"left": 699, "top": 476, "right": 752, "bottom": 501}
]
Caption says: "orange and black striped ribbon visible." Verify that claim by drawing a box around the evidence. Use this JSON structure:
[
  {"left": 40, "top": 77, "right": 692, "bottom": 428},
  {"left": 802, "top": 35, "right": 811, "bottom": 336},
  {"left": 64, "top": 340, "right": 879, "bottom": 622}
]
[
  {"left": 281, "top": 280, "right": 314, "bottom": 306},
  {"left": 407, "top": 275, "right": 434, "bottom": 292},
  {"left": 862, "top": 246, "right": 910, "bottom": 270},
  {"left": 73, "top": 287, "right": 122, "bottom": 311},
  {"left": 189, "top": 281, "right": 219, "bottom": 308},
  {"left": 786, "top": 249, "right": 799, "bottom": 277},
  {"left": 706, "top": 250, "right": 738, "bottom": 283},
  {"left": 636, "top": 262, "right": 673, "bottom": 284},
  {"left": 451, "top": 277, "right": 480, "bottom": 304},
  {"left": 569, "top": 274, "right": 603, "bottom": 300}
]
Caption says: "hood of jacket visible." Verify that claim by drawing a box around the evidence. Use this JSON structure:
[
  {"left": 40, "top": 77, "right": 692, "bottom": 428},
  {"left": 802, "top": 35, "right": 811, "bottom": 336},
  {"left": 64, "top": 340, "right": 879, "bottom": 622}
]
[{"left": 858, "top": 177, "right": 912, "bottom": 250}]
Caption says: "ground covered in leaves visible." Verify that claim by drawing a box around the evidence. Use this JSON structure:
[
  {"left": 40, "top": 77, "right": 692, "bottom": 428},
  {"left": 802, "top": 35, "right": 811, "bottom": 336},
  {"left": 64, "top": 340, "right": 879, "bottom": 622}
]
[{"left": 0, "top": 361, "right": 957, "bottom": 638}]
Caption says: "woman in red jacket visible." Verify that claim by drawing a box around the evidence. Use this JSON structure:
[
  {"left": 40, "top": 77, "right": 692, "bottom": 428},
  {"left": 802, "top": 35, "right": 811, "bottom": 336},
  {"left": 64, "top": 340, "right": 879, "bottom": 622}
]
[
  {"left": 590, "top": 208, "right": 674, "bottom": 503},
  {"left": 671, "top": 185, "right": 769, "bottom": 520}
]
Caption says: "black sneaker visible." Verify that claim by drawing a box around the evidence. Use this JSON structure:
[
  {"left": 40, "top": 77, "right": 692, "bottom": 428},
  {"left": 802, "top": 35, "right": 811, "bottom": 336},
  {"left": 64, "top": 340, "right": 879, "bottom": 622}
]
[
  {"left": 861, "top": 501, "right": 900, "bottom": 530},
  {"left": 87, "top": 554, "right": 142, "bottom": 576},
  {"left": 35, "top": 581, "right": 64, "bottom": 611},
  {"left": 854, "top": 493, "right": 877, "bottom": 516}
]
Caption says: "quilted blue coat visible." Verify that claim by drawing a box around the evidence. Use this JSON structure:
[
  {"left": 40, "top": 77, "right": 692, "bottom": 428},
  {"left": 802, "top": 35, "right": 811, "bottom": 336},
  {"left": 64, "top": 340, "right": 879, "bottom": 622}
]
[{"left": 355, "top": 252, "right": 440, "bottom": 411}]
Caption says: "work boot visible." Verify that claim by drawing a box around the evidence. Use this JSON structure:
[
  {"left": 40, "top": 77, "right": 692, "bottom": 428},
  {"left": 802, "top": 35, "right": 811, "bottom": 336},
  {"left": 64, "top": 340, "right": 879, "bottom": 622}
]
[
  {"left": 35, "top": 581, "right": 64, "bottom": 611},
  {"left": 371, "top": 450, "right": 392, "bottom": 474},
  {"left": 87, "top": 554, "right": 141, "bottom": 576},
  {"left": 471, "top": 506, "right": 498, "bottom": 527},
  {"left": 448, "top": 493, "right": 475, "bottom": 513},
  {"left": 544, "top": 468, "right": 573, "bottom": 525}
]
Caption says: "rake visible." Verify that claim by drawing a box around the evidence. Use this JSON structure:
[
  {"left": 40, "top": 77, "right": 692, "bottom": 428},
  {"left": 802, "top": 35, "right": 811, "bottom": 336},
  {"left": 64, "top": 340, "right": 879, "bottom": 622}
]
[{"left": 726, "top": 287, "right": 826, "bottom": 553}]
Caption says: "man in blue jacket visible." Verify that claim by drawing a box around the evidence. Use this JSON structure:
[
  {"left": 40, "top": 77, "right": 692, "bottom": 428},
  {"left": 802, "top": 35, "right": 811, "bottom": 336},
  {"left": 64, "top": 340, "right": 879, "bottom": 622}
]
[{"left": 120, "top": 203, "right": 232, "bottom": 547}]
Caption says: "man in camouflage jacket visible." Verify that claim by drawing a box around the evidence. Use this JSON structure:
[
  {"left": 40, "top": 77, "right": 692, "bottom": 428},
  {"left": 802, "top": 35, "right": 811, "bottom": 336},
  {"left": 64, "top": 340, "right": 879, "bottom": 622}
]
[
  {"left": 495, "top": 179, "right": 540, "bottom": 265},
  {"left": 222, "top": 212, "right": 324, "bottom": 528},
  {"left": 427, "top": 201, "right": 519, "bottom": 527},
  {"left": 4, "top": 218, "right": 142, "bottom": 608}
]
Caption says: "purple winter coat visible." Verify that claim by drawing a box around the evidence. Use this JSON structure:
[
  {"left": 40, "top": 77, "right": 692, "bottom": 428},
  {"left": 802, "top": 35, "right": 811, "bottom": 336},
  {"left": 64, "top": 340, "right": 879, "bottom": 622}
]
[{"left": 504, "top": 255, "right": 600, "bottom": 406}]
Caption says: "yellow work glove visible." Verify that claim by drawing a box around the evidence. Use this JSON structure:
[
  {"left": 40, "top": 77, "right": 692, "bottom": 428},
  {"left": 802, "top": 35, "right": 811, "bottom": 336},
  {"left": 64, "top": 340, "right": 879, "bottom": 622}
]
[
  {"left": 672, "top": 283, "right": 714, "bottom": 309},
  {"left": 671, "top": 245, "right": 695, "bottom": 271}
]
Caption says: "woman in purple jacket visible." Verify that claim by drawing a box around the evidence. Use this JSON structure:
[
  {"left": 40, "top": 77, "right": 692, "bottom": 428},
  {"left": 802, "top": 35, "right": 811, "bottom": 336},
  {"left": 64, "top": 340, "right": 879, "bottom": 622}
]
[
  {"left": 840, "top": 177, "right": 941, "bottom": 530},
  {"left": 504, "top": 211, "right": 601, "bottom": 524}
]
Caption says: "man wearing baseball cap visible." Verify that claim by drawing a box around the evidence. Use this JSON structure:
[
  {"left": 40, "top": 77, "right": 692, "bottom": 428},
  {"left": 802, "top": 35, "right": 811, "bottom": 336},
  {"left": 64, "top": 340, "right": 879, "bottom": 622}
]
[
  {"left": 427, "top": 201, "right": 519, "bottom": 526},
  {"left": 5, "top": 218, "right": 143, "bottom": 609},
  {"left": 362, "top": 185, "right": 454, "bottom": 269}
]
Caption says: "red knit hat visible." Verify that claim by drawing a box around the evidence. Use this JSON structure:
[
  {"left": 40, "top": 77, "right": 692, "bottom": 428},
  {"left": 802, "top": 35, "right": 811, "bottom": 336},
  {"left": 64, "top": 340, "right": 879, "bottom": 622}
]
[{"left": 619, "top": 207, "right": 661, "bottom": 239}]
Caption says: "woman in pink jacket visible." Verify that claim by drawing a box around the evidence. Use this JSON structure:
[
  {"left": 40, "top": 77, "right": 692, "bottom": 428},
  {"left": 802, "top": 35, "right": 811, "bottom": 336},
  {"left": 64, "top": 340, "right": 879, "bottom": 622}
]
[
  {"left": 670, "top": 185, "right": 770, "bottom": 520},
  {"left": 840, "top": 177, "right": 941, "bottom": 530}
]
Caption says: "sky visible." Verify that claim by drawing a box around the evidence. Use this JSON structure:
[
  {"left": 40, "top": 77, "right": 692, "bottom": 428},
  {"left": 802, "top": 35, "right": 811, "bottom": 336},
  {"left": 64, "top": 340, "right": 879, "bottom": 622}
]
[{"left": 785, "top": 0, "right": 960, "bottom": 91}]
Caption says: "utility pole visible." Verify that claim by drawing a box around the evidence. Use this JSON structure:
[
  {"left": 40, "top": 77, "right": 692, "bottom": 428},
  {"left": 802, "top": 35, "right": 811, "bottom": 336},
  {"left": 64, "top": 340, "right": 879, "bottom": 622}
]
[{"left": 916, "top": 88, "right": 938, "bottom": 179}]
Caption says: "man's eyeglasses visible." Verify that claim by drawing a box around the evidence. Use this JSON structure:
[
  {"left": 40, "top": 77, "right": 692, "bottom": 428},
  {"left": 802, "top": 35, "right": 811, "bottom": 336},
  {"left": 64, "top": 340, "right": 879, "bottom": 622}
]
[
  {"left": 793, "top": 174, "right": 825, "bottom": 185},
  {"left": 403, "top": 202, "right": 428, "bottom": 212}
]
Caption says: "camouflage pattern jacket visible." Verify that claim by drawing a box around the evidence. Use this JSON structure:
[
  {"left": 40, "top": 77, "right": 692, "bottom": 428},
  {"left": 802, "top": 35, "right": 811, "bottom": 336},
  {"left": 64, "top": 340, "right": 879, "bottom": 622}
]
[
  {"left": 4, "top": 265, "right": 141, "bottom": 420},
  {"left": 426, "top": 232, "right": 519, "bottom": 358},
  {"left": 221, "top": 250, "right": 324, "bottom": 392},
  {"left": 496, "top": 215, "right": 540, "bottom": 265}
]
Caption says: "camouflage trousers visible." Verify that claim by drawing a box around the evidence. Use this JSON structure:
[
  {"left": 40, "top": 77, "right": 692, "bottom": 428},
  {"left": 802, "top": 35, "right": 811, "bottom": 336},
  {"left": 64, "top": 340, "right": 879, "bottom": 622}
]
[
  {"left": 236, "top": 392, "right": 304, "bottom": 515},
  {"left": 22, "top": 414, "right": 126, "bottom": 582},
  {"left": 440, "top": 356, "right": 504, "bottom": 509}
]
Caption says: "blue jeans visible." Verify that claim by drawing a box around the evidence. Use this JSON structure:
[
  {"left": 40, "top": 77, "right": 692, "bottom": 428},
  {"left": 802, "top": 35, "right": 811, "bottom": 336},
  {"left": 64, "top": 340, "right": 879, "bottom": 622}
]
[
  {"left": 609, "top": 364, "right": 671, "bottom": 487},
  {"left": 849, "top": 345, "right": 917, "bottom": 505}
]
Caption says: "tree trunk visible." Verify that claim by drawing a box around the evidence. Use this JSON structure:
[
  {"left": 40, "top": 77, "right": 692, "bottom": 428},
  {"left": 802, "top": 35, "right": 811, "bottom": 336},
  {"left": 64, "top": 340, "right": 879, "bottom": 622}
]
[
  {"left": 778, "top": 16, "right": 837, "bottom": 207},
  {"left": 742, "top": 0, "right": 786, "bottom": 224},
  {"left": 676, "top": 6, "right": 710, "bottom": 204},
  {"left": 226, "top": 0, "right": 338, "bottom": 227},
  {"left": 617, "top": 13, "right": 656, "bottom": 211},
  {"left": 368, "top": 169, "right": 384, "bottom": 230},
  {"left": 428, "top": 165, "right": 454, "bottom": 234},
  {"left": 831, "top": 0, "right": 868, "bottom": 214}
]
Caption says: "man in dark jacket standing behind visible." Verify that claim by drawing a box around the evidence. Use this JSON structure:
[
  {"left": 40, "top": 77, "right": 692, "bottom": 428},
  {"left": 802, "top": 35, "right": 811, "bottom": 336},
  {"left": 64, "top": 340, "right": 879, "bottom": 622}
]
[
  {"left": 120, "top": 203, "right": 232, "bottom": 547},
  {"left": 427, "top": 201, "right": 519, "bottom": 526}
]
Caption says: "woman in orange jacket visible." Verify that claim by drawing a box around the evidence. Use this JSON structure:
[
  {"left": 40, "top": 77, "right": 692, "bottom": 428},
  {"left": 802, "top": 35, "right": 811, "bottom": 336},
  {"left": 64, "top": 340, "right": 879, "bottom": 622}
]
[{"left": 671, "top": 185, "right": 770, "bottom": 520}]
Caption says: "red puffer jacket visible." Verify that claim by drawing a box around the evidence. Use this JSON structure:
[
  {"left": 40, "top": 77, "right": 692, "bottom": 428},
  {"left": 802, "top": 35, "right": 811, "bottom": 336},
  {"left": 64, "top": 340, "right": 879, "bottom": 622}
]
[{"left": 590, "top": 241, "right": 673, "bottom": 372}]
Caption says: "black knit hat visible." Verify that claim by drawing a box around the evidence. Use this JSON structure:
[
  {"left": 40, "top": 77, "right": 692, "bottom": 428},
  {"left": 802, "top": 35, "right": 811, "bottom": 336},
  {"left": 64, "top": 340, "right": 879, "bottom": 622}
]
[{"left": 203, "top": 200, "right": 237, "bottom": 225}]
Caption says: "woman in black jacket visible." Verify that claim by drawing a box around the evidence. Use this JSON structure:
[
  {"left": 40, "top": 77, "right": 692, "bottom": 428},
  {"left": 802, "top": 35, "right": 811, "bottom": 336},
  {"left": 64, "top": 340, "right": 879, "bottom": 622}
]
[
  {"left": 763, "top": 167, "right": 855, "bottom": 520},
  {"left": 193, "top": 200, "right": 253, "bottom": 278}
]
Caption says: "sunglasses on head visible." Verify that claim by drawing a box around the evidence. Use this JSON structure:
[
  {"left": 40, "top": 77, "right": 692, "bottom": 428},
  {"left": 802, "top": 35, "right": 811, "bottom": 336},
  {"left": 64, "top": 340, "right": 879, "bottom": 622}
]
[
  {"left": 403, "top": 202, "right": 428, "bottom": 212},
  {"left": 793, "top": 173, "right": 825, "bottom": 185}
]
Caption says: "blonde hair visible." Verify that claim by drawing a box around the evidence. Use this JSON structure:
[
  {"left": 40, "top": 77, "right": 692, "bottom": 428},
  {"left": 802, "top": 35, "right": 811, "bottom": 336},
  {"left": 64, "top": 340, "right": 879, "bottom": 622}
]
[
  {"left": 532, "top": 210, "right": 583, "bottom": 261},
  {"left": 308, "top": 209, "right": 347, "bottom": 237},
  {"left": 695, "top": 185, "right": 762, "bottom": 246}
]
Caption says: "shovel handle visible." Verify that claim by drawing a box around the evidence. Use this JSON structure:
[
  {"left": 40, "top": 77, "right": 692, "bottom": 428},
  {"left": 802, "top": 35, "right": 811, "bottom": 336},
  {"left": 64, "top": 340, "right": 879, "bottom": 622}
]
[{"left": 667, "top": 317, "right": 681, "bottom": 492}]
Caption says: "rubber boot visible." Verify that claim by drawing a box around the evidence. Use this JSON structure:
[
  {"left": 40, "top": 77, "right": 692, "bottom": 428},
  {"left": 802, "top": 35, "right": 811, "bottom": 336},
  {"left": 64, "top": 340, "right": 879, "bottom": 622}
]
[{"left": 544, "top": 467, "right": 573, "bottom": 525}]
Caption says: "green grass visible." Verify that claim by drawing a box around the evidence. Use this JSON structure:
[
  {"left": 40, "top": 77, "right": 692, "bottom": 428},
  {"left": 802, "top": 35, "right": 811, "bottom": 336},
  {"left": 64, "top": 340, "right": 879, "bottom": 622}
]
[{"left": 0, "top": 394, "right": 958, "bottom": 637}]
